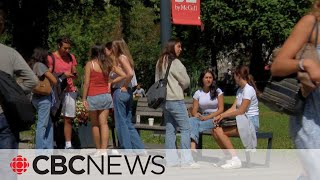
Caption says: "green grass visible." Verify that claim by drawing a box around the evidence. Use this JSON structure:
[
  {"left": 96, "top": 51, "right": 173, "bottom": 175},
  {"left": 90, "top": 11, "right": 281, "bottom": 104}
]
[
  {"left": 21, "top": 96, "right": 294, "bottom": 149},
  {"left": 139, "top": 96, "right": 294, "bottom": 149}
]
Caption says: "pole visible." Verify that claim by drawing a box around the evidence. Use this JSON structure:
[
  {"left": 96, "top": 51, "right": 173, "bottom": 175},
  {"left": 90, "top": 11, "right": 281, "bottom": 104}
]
[{"left": 160, "top": 0, "right": 171, "bottom": 48}]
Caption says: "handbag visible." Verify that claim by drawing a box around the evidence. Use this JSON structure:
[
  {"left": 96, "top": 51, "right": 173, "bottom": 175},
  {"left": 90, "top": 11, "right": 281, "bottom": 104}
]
[
  {"left": 146, "top": 57, "right": 173, "bottom": 109},
  {"left": 260, "top": 19, "right": 319, "bottom": 115},
  {"left": 32, "top": 63, "right": 52, "bottom": 96}
]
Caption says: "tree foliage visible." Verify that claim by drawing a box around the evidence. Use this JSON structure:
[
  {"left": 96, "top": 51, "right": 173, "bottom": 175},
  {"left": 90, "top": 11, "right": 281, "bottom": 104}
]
[{"left": 2, "top": 0, "right": 315, "bottom": 90}]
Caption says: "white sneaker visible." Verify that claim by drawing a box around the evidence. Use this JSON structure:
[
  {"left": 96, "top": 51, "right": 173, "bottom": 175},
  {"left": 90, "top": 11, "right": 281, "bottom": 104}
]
[
  {"left": 212, "top": 156, "right": 231, "bottom": 167},
  {"left": 221, "top": 157, "right": 242, "bottom": 169},
  {"left": 181, "top": 162, "right": 201, "bottom": 169},
  {"left": 92, "top": 151, "right": 102, "bottom": 157},
  {"left": 100, "top": 151, "right": 108, "bottom": 156},
  {"left": 111, "top": 149, "right": 120, "bottom": 155}
]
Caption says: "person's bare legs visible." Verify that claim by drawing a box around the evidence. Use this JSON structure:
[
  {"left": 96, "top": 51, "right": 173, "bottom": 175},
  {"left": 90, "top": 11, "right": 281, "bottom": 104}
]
[
  {"left": 64, "top": 117, "right": 73, "bottom": 148},
  {"left": 213, "top": 126, "right": 239, "bottom": 157},
  {"left": 191, "top": 140, "right": 197, "bottom": 150},
  {"left": 98, "top": 109, "right": 109, "bottom": 153},
  {"left": 90, "top": 111, "right": 101, "bottom": 150}
]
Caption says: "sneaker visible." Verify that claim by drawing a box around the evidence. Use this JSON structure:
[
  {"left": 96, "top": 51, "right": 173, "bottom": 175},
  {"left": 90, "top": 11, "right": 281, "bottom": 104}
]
[
  {"left": 100, "top": 151, "right": 108, "bottom": 156},
  {"left": 64, "top": 147, "right": 78, "bottom": 153},
  {"left": 92, "top": 151, "right": 102, "bottom": 157},
  {"left": 181, "top": 162, "right": 201, "bottom": 169},
  {"left": 221, "top": 157, "right": 242, "bottom": 169},
  {"left": 110, "top": 149, "right": 120, "bottom": 155},
  {"left": 212, "top": 156, "right": 231, "bottom": 167}
]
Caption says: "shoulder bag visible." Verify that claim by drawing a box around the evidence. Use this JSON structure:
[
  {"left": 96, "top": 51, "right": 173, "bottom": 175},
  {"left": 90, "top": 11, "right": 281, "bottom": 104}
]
[
  {"left": 146, "top": 57, "right": 173, "bottom": 109},
  {"left": 32, "top": 63, "right": 52, "bottom": 96},
  {"left": 260, "top": 19, "right": 319, "bottom": 115}
]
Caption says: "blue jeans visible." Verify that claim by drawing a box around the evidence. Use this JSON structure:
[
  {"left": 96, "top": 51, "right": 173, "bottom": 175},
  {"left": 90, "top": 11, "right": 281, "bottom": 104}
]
[
  {"left": 248, "top": 115, "right": 259, "bottom": 132},
  {"left": 32, "top": 95, "right": 53, "bottom": 149},
  {"left": 163, "top": 100, "right": 193, "bottom": 165},
  {"left": 113, "top": 89, "right": 144, "bottom": 151},
  {"left": 0, "top": 113, "right": 18, "bottom": 149},
  {"left": 189, "top": 117, "right": 215, "bottom": 144}
]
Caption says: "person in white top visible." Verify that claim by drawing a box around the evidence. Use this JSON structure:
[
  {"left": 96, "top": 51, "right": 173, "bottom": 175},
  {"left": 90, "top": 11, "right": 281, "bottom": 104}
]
[
  {"left": 188, "top": 68, "right": 224, "bottom": 150},
  {"left": 213, "top": 65, "right": 260, "bottom": 169}
]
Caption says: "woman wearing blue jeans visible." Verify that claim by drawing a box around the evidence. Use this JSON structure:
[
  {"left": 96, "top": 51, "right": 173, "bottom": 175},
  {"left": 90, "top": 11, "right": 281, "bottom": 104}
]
[
  {"left": 30, "top": 48, "right": 57, "bottom": 149},
  {"left": 111, "top": 39, "right": 144, "bottom": 153},
  {"left": 188, "top": 68, "right": 224, "bottom": 150},
  {"left": 155, "top": 38, "right": 199, "bottom": 168}
]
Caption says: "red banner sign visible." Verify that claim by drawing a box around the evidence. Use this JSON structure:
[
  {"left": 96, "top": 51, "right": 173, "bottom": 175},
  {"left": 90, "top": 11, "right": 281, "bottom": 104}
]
[{"left": 172, "top": 0, "right": 201, "bottom": 26}]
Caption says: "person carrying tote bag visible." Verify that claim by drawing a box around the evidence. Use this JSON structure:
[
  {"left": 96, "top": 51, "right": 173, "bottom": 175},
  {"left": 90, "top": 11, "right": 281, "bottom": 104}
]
[
  {"left": 271, "top": 2, "right": 320, "bottom": 178},
  {"left": 30, "top": 48, "right": 57, "bottom": 149}
]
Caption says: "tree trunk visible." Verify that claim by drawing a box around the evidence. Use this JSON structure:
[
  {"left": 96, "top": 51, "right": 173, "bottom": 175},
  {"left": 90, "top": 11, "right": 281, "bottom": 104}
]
[
  {"left": 11, "top": 0, "right": 48, "bottom": 60},
  {"left": 210, "top": 38, "right": 218, "bottom": 77},
  {"left": 249, "top": 40, "right": 265, "bottom": 91}
]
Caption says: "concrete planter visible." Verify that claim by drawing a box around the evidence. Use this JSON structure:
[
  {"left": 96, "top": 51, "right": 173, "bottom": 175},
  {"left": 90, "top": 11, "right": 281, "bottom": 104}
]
[{"left": 78, "top": 122, "right": 95, "bottom": 148}]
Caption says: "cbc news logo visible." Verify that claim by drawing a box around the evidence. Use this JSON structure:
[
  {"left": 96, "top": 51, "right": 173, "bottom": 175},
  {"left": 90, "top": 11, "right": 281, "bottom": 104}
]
[
  {"left": 10, "top": 155, "right": 30, "bottom": 175},
  {"left": 9, "top": 154, "right": 165, "bottom": 176}
]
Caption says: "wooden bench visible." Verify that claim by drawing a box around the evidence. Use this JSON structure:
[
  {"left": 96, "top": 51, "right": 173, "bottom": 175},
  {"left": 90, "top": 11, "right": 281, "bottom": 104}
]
[{"left": 134, "top": 97, "right": 273, "bottom": 167}]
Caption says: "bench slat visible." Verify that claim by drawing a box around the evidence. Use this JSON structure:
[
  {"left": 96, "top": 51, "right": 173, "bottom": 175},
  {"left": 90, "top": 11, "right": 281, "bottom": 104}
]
[
  {"left": 135, "top": 112, "right": 163, "bottom": 117},
  {"left": 136, "top": 107, "right": 163, "bottom": 112}
]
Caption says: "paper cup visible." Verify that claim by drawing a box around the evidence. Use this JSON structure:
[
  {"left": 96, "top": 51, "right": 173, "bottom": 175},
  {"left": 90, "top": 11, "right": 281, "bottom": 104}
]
[{"left": 148, "top": 118, "right": 154, "bottom": 126}]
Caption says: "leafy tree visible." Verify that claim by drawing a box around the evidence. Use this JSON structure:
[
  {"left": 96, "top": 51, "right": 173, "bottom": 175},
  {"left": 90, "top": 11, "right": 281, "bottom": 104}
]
[
  {"left": 126, "top": 2, "right": 161, "bottom": 89},
  {"left": 200, "top": 0, "right": 312, "bottom": 87}
]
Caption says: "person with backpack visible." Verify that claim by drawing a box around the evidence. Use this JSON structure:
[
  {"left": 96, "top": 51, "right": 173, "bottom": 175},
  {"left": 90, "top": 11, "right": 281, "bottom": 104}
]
[
  {"left": 47, "top": 37, "right": 78, "bottom": 149},
  {"left": 30, "top": 48, "right": 57, "bottom": 149},
  {"left": 0, "top": 2, "right": 38, "bottom": 149}
]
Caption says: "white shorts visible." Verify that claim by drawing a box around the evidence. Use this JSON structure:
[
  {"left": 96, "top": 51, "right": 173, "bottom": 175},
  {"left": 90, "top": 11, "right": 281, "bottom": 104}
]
[{"left": 61, "top": 92, "right": 77, "bottom": 118}]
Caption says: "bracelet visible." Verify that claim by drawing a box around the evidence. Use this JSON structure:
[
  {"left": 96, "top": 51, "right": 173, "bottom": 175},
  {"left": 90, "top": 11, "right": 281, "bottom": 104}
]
[{"left": 298, "top": 59, "right": 305, "bottom": 71}]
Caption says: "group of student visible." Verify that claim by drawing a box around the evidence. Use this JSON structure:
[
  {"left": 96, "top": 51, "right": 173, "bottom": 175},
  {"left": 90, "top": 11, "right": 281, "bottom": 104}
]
[
  {"left": 156, "top": 38, "right": 260, "bottom": 169},
  {"left": 28, "top": 36, "right": 260, "bottom": 168},
  {"left": 29, "top": 37, "right": 145, "bottom": 156}
]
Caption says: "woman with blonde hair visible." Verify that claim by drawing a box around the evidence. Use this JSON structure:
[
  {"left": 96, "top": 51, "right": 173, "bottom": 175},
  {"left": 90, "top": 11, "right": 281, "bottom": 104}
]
[
  {"left": 271, "top": 1, "right": 320, "bottom": 179},
  {"left": 82, "top": 43, "right": 126, "bottom": 156},
  {"left": 111, "top": 39, "right": 144, "bottom": 152}
]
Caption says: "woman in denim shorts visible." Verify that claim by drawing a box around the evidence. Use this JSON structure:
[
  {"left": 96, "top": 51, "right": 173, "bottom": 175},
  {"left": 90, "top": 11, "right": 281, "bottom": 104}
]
[
  {"left": 82, "top": 44, "right": 125, "bottom": 156},
  {"left": 213, "top": 65, "right": 260, "bottom": 169}
]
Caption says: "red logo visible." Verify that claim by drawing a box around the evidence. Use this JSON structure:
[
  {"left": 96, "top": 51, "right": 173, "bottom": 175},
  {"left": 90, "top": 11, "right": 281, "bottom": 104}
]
[{"left": 10, "top": 155, "right": 30, "bottom": 175}]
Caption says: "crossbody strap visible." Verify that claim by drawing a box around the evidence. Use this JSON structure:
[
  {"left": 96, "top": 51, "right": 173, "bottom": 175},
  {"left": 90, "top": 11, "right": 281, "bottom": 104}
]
[
  {"left": 298, "top": 18, "right": 318, "bottom": 60},
  {"left": 163, "top": 55, "right": 173, "bottom": 85}
]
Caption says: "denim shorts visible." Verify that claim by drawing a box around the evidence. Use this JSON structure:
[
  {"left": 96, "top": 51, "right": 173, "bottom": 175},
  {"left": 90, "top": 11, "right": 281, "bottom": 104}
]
[
  {"left": 248, "top": 115, "right": 259, "bottom": 132},
  {"left": 87, "top": 93, "right": 113, "bottom": 111}
]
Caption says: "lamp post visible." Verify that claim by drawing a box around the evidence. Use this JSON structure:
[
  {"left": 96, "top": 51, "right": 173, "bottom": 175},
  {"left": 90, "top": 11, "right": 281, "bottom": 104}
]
[{"left": 160, "top": 0, "right": 171, "bottom": 48}]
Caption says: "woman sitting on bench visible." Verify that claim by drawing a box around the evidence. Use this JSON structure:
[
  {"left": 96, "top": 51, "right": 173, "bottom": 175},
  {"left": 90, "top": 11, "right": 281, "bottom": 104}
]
[
  {"left": 188, "top": 68, "right": 224, "bottom": 150},
  {"left": 213, "top": 65, "right": 260, "bottom": 169}
]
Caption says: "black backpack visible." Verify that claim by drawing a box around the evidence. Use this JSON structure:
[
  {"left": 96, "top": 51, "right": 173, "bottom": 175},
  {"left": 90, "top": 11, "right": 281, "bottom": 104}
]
[
  {"left": 48, "top": 53, "right": 68, "bottom": 122},
  {"left": 0, "top": 70, "right": 35, "bottom": 131}
]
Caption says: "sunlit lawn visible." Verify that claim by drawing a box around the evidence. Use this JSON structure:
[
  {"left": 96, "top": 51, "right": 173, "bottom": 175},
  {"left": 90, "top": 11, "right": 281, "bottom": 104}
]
[
  {"left": 20, "top": 96, "right": 294, "bottom": 149},
  {"left": 139, "top": 96, "right": 294, "bottom": 149}
]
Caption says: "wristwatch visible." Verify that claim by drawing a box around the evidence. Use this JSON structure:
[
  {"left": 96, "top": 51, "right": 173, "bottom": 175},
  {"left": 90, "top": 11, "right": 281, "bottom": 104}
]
[{"left": 298, "top": 59, "right": 305, "bottom": 71}]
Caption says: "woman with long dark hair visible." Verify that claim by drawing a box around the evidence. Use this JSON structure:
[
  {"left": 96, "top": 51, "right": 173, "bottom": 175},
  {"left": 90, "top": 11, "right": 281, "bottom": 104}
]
[
  {"left": 156, "top": 38, "right": 199, "bottom": 168},
  {"left": 30, "top": 47, "right": 57, "bottom": 149},
  {"left": 82, "top": 43, "right": 126, "bottom": 156},
  {"left": 189, "top": 68, "right": 224, "bottom": 150}
]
